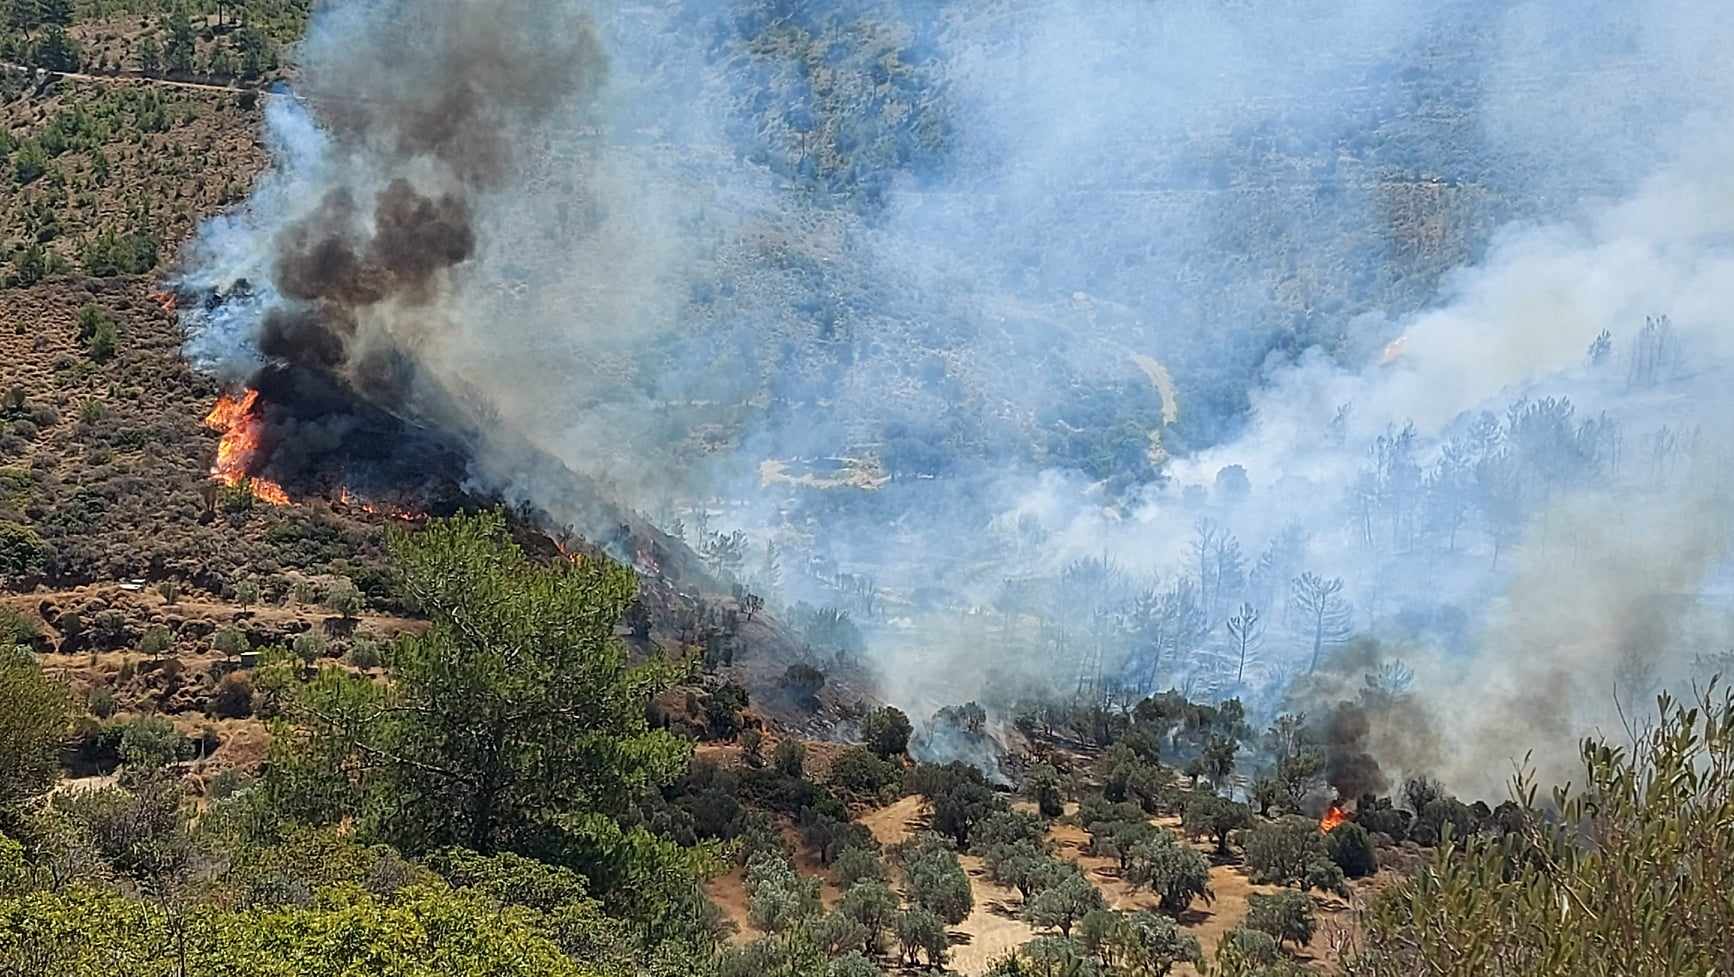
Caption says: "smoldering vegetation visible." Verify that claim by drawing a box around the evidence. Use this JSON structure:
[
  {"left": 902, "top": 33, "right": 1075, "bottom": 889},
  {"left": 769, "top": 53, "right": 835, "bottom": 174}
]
[{"left": 178, "top": 0, "right": 1734, "bottom": 797}]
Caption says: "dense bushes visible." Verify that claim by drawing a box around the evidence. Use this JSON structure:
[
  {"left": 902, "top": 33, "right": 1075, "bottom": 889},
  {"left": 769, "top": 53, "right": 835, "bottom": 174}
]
[
  {"left": 861, "top": 707, "right": 911, "bottom": 758},
  {"left": 1342, "top": 687, "right": 1734, "bottom": 976},
  {"left": 1324, "top": 822, "right": 1377, "bottom": 878}
]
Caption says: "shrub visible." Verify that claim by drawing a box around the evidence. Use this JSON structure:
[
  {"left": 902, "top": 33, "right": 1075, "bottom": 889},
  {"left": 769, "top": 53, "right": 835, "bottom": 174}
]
[
  {"left": 833, "top": 845, "right": 886, "bottom": 887},
  {"left": 1021, "top": 870, "right": 1104, "bottom": 937},
  {"left": 1244, "top": 816, "right": 1324, "bottom": 887},
  {"left": 1246, "top": 890, "right": 1315, "bottom": 948},
  {"left": 1341, "top": 688, "right": 1734, "bottom": 976},
  {"left": 1125, "top": 834, "right": 1213, "bottom": 915},
  {"left": 1025, "top": 762, "right": 1065, "bottom": 817},
  {"left": 1324, "top": 822, "right": 1378, "bottom": 878},
  {"left": 118, "top": 715, "right": 186, "bottom": 771},
  {"left": 87, "top": 685, "right": 116, "bottom": 719},
  {"left": 155, "top": 580, "right": 180, "bottom": 604},
  {"left": 738, "top": 727, "right": 765, "bottom": 767},
  {"left": 861, "top": 706, "right": 912, "bottom": 757},
  {"left": 346, "top": 639, "right": 383, "bottom": 670},
  {"left": 1410, "top": 796, "right": 1477, "bottom": 847},
  {"left": 0, "top": 607, "right": 41, "bottom": 648},
  {"left": 1303, "top": 858, "right": 1347, "bottom": 896},
  {"left": 139, "top": 626, "right": 172, "bottom": 658},
  {"left": 773, "top": 738, "right": 806, "bottom": 777},
  {"left": 1182, "top": 794, "right": 1254, "bottom": 856},
  {"left": 211, "top": 672, "right": 254, "bottom": 719},
  {"left": 904, "top": 845, "right": 973, "bottom": 925},
  {"left": 77, "top": 305, "right": 118, "bottom": 363},
  {"left": 829, "top": 746, "right": 899, "bottom": 795},
  {"left": 0, "top": 522, "right": 49, "bottom": 580},
  {"left": 1217, "top": 927, "right": 1282, "bottom": 972},
  {"left": 291, "top": 630, "right": 327, "bottom": 667},
  {"left": 213, "top": 627, "right": 252, "bottom": 661},
  {"left": 324, "top": 578, "right": 364, "bottom": 618},
  {"left": 893, "top": 907, "right": 948, "bottom": 968},
  {"left": 779, "top": 663, "right": 826, "bottom": 702}
]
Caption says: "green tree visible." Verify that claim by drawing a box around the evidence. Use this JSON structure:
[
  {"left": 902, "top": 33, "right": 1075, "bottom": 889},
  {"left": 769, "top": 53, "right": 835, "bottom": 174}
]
[
  {"left": 1246, "top": 890, "right": 1315, "bottom": 948},
  {"left": 1021, "top": 870, "right": 1104, "bottom": 937},
  {"left": 1025, "top": 762, "right": 1065, "bottom": 817},
  {"left": 0, "top": 652, "right": 70, "bottom": 816},
  {"left": 861, "top": 706, "right": 911, "bottom": 758},
  {"left": 29, "top": 25, "right": 77, "bottom": 71},
  {"left": 1341, "top": 686, "right": 1734, "bottom": 976},
  {"left": 744, "top": 854, "right": 820, "bottom": 934},
  {"left": 163, "top": 7, "right": 196, "bottom": 74},
  {"left": 1181, "top": 794, "right": 1252, "bottom": 856},
  {"left": 838, "top": 879, "right": 899, "bottom": 955},
  {"left": 1244, "top": 817, "right": 1324, "bottom": 887},
  {"left": 1124, "top": 835, "right": 1212, "bottom": 915},
  {"left": 135, "top": 34, "right": 161, "bottom": 76},
  {"left": 905, "top": 846, "right": 973, "bottom": 925},
  {"left": 1323, "top": 822, "right": 1377, "bottom": 878},
  {"left": 893, "top": 906, "right": 948, "bottom": 968},
  {"left": 278, "top": 511, "right": 689, "bottom": 858}
]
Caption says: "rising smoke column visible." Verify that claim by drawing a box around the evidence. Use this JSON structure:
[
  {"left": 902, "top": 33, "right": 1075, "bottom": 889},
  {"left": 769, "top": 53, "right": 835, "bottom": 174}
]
[
  {"left": 177, "top": 0, "right": 1734, "bottom": 795},
  {"left": 189, "top": 0, "right": 606, "bottom": 405}
]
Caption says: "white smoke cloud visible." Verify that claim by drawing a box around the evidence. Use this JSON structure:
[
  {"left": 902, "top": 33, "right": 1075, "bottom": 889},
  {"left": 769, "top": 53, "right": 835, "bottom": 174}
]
[{"left": 175, "top": 0, "right": 1734, "bottom": 794}]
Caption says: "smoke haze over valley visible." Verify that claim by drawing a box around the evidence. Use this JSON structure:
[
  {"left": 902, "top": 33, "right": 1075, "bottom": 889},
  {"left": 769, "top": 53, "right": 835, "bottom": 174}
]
[{"left": 178, "top": 0, "right": 1734, "bottom": 797}]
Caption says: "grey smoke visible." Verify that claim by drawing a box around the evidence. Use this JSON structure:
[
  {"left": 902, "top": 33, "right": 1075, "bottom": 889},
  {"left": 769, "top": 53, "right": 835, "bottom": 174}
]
[{"left": 178, "top": 0, "right": 1734, "bottom": 795}]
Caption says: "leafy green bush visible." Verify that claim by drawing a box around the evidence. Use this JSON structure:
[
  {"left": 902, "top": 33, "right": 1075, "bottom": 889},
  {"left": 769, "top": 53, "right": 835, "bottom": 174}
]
[
  {"left": 0, "top": 608, "right": 40, "bottom": 649},
  {"left": 861, "top": 706, "right": 911, "bottom": 758},
  {"left": 1244, "top": 816, "right": 1325, "bottom": 887},
  {"left": 904, "top": 845, "right": 973, "bottom": 925},
  {"left": 1024, "top": 762, "right": 1065, "bottom": 817},
  {"left": 1124, "top": 833, "right": 1213, "bottom": 914},
  {"left": 1342, "top": 686, "right": 1734, "bottom": 976},
  {"left": 0, "top": 522, "right": 49, "bottom": 580},
  {"left": 1246, "top": 890, "right": 1315, "bottom": 948},
  {"left": 828, "top": 746, "right": 899, "bottom": 795},
  {"left": 1324, "top": 821, "right": 1378, "bottom": 878},
  {"left": 1021, "top": 870, "right": 1104, "bottom": 937}
]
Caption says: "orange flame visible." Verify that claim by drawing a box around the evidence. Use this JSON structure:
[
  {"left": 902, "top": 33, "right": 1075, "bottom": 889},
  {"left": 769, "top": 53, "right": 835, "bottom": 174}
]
[
  {"left": 1320, "top": 803, "right": 1350, "bottom": 833},
  {"left": 1379, "top": 334, "right": 1408, "bottom": 366},
  {"left": 203, "top": 389, "right": 291, "bottom": 506},
  {"left": 335, "top": 486, "right": 425, "bottom": 523},
  {"left": 148, "top": 290, "right": 178, "bottom": 316}
]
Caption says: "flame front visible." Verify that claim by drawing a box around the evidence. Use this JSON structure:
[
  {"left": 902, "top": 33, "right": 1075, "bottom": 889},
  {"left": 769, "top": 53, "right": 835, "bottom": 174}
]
[
  {"left": 203, "top": 390, "right": 291, "bottom": 506},
  {"left": 1320, "top": 803, "right": 1350, "bottom": 833}
]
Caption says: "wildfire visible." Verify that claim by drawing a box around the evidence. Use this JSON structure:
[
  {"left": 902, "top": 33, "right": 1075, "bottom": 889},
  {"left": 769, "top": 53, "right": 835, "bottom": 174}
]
[
  {"left": 148, "top": 290, "right": 178, "bottom": 316},
  {"left": 336, "top": 486, "right": 426, "bottom": 523},
  {"left": 1379, "top": 334, "right": 1408, "bottom": 365},
  {"left": 203, "top": 389, "right": 291, "bottom": 506},
  {"left": 1320, "top": 803, "right": 1350, "bottom": 833}
]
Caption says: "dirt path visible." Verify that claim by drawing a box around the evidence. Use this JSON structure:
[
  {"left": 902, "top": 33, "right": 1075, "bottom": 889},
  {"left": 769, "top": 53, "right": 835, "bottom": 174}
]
[{"left": 861, "top": 794, "right": 927, "bottom": 847}]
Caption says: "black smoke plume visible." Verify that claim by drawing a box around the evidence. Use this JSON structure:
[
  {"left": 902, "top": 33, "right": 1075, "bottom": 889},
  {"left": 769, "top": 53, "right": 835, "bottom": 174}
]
[{"left": 212, "top": 0, "right": 609, "bottom": 484}]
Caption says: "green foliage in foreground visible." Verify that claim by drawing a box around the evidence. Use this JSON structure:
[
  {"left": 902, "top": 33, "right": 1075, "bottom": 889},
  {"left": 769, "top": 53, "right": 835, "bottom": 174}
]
[
  {"left": 0, "top": 883, "right": 600, "bottom": 977},
  {"left": 1342, "top": 684, "right": 1734, "bottom": 977}
]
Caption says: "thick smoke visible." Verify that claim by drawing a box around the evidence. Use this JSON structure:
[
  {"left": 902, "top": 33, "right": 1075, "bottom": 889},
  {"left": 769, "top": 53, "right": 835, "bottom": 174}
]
[{"left": 180, "top": 0, "right": 1734, "bottom": 796}]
